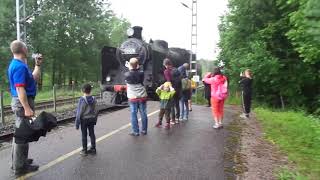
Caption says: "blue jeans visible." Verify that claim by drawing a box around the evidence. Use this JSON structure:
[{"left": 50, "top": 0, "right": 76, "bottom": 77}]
[
  {"left": 129, "top": 101, "right": 148, "bottom": 134},
  {"left": 179, "top": 99, "right": 189, "bottom": 119}
]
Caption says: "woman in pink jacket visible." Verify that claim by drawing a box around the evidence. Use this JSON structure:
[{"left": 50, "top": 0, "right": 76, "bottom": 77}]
[{"left": 203, "top": 68, "right": 228, "bottom": 129}]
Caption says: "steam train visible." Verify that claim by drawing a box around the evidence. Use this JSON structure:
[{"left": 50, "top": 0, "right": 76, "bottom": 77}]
[{"left": 100, "top": 26, "right": 195, "bottom": 105}]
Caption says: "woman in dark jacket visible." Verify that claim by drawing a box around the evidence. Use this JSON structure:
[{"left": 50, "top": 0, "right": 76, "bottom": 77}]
[
  {"left": 239, "top": 69, "right": 253, "bottom": 119},
  {"left": 203, "top": 75, "right": 212, "bottom": 107}
]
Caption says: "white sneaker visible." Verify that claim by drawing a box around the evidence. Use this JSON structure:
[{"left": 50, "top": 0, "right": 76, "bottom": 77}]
[
  {"left": 218, "top": 122, "right": 223, "bottom": 127},
  {"left": 240, "top": 113, "right": 248, "bottom": 119},
  {"left": 213, "top": 124, "right": 220, "bottom": 129}
]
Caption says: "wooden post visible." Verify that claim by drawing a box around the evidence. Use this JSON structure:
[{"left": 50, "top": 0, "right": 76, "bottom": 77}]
[
  {"left": 0, "top": 91, "right": 5, "bottom": 127},
  {"left": 53, "top": 85, "right": 57, "bottom": 112},
  {"left": 72, "top": 84, "right": 75, "bottom": 107}
]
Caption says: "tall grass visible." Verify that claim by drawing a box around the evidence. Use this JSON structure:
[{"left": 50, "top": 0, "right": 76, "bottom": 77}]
[{"left": 255, "top": 108, "right": 320, "bottom": 179}]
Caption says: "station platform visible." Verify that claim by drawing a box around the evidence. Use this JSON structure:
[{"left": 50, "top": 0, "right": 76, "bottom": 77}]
[{"left": 0, "top": 101, "right": 238, "bottom": 180}]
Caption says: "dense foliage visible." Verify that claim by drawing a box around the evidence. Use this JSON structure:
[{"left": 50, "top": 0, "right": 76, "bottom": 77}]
[
  {"left": 218, "top": 0, "right": 320, "bottom": 112},
  {"left": 0, "top": 0, "right": 130, "bottom": 88}
]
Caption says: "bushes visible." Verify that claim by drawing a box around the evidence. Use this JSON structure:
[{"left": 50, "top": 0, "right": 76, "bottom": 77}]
[{"left": 255, "top": 108, "right": 320, "bottom": 179}]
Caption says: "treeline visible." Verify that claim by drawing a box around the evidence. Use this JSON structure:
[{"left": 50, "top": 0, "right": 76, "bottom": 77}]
[
  {"left": 0, "top": 0, "right": 130, "bottom": 88},
  {"left": 218, "top": 0, "right": 320, "bottom": 113}
]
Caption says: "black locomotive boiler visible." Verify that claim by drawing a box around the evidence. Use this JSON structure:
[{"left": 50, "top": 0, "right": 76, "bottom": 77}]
[{"left": 100, "top": 26, "right": 193, "bottom": 105}]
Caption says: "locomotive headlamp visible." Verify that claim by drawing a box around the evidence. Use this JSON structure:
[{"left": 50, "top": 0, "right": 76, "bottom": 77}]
[
  {"left": 127, "top": 28, "right": 134, "bottom": 36},
  {"left": 106, "top": 76, "right": 111, "bottom": 82}
]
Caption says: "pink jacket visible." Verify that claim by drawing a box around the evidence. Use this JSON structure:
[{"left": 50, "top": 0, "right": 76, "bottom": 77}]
[{"left": 203, "top": 73, "right": 228, "bottom": 100}]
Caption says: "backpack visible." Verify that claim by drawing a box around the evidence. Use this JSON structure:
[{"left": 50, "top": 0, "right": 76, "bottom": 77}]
[
  {"left": 215, "top": 80, "right": 228, "bottom": 100},
  {"left": 82, "top": 96, "right": 98, "bottom": 124},
  {"left": 181, "top": 78, "right": 191, "bottom": 91},
  {"left": 171, "top": 68, "right": 182, "bottom": 89},
  {"left": 191, "top": 80, "right": 196, "bottom": 89}
]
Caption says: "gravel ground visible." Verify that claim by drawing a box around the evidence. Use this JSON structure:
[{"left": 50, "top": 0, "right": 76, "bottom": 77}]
[{"left": 239, "top": 113, "right": 292, "bottom": 180}]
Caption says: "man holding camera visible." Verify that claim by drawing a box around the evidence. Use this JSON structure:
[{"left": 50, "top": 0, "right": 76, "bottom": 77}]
[{"left": 8, "top": 40, "right": 42, "bottom": 176}]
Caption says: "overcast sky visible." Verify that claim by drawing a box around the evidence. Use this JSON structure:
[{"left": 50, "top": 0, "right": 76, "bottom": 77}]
[{"left": 108, "top": 0, "right": 228, "bottom": 60}]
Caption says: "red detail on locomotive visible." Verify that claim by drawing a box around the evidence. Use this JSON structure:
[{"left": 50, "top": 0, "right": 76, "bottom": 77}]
[{"left": 114, "top": 85, "right": 127, "bottom": 92}]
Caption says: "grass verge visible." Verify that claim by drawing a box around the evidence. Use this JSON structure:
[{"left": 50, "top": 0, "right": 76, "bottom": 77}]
[{"left": 255, "top": 107, "right": 320, "bottom": 180}]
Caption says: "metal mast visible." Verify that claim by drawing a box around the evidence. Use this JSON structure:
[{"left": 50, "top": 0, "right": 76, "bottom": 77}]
[
  {"left": 190, "top": 0, "right": 198, "bottom": 76},
  {"left": 16, "top": 0, "right": 27, "bottom": 42}
]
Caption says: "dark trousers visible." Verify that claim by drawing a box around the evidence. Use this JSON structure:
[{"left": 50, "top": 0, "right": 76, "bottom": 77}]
[
  {"left": 80, "top": 122, "right": 96, "bottom": 151},
  {"left": 171, "top": 95, "right": 180, "bottom": 120},
  {"left": 241, "top": 91, "right": 252, "bottom": 115},
  {"left": 206, "top": 97, "right": 211, "bottom": 106},
  {"left": 159, "top": 109, "right": 171, "bottom": 124}
]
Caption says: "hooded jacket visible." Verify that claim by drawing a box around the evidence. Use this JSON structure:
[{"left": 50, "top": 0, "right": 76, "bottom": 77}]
[
  {"left": 75, "top": 96, "right": 97, "bottom": 129},
  {"left": 124, "top": 70, "right": 148, "bottom": 101},
  {"left": 156, "top": 87, "right": 175, "bottom": 109},
  {"left": 203, "top": 73, "right": 228, "bottom": 100}
]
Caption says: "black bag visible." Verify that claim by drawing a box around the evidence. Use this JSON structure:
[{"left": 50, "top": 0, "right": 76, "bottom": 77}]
[
  {"left": 81, "top": 96, "right": 98, "bottom": 125},
  {"left": 14, "top": 111, "right": 57, "bottom": 144},
  {"left": 171, "top": 68, "right": 182, "bottom": 89}
]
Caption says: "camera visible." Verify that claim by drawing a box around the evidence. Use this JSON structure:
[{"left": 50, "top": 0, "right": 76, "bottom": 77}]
[{"left": 32, "top": 53, "right": 43, "bottom": 60}]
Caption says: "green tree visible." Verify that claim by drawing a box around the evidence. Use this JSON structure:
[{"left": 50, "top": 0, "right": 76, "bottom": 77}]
[
  {"left": 0, "top": 0, "right": 131, "bottom": 88},
  {"left": 218, "top": 0, "right": 320, "bottom": 112}
]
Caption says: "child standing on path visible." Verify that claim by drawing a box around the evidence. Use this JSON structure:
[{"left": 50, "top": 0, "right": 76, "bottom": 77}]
[
  {"left": 75, "top": 84, "right": 98, "bottom": 156},
  {"left": 155, "top": 82, "right": 176, "bottom": 129},
  {"left": 203, "top": 68, "right": 228, "bottom": 129},
  {"left": 239, "top": 69, "right": 253, "bottom": 119},
  {"left": 125, "top": 58, "right": 148, "bottom": 136}
]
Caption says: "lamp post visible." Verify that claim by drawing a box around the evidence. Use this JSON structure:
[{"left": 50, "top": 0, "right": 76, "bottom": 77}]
[{"left": 181, "top": 1, "right": 198, "bottom": 77}]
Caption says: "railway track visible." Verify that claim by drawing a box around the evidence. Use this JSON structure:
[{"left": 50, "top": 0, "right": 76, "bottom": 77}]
[
  {"left": 2, "top": 95, "right": 101, "bottom": 116},
  {"left": 0, "top": 105, "right": 125, "bottom": 141}
]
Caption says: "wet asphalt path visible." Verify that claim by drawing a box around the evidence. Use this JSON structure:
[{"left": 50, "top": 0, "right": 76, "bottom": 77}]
[{"left": 0, "top": 101, "right": 237, "bottom": 180}]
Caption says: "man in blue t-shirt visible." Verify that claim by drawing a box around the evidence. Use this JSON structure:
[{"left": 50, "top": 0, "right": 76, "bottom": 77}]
[{"left": 8, "top": 40, "right": 42, "bottom": 176}]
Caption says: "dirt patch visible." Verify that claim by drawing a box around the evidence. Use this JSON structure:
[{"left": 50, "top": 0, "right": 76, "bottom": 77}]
[
  {"left": 224, "top": 106, "right": 248, "bottom": 179},
  {"left": 238, "top": 113, "right": 292, "bottom": 180}
]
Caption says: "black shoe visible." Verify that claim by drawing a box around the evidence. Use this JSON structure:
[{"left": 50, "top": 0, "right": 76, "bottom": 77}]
[
  {"left": 11, "top": 159, "right": 33, "bottom": 170},
  {"left": 129, "top": 132, "right": 139, "bottom": 136},
  {"left": 15, "top": 164, "right": 39, "bottom": 176},
  {"left": 80, "top": 149, "right": 88, "bottom": 156},
  {"left": 141, "top": 131, "right": 147, "bottom": 135},
  {"left": 26, "top": 159, "right": 33, "bottom": 165},
  {"left": 88, "top": 148, "right": 97, "bottom": 155}
]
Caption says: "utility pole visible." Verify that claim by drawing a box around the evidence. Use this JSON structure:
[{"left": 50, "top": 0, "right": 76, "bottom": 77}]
[
  {"left": 16, "top": 0, "right": 27, "bottom": 42},
  {"left": 190, "top": 0, "right": 198, "bottom": 76},
  {"left": 181, "top": 1, "right": 198, "bottom": 76}
]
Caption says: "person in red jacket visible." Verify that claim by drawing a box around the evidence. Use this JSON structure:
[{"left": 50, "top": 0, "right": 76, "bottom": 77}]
[{"left": 203, "top": 68, "right": 228, "bottom": 129}]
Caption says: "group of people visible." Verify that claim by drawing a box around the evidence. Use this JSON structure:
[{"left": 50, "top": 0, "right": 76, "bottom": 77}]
[
  {"left": 74, "top": 57, "right": 254, "bottom": 157},
  {"left": 123, "top": 57, "right": 195, "bottom": 136},
  {"left": 203, "top": 68, "right": 253, "bottom": 127},
  {"left": 7, "top": 39, "right": 253, "bottom": 176}
]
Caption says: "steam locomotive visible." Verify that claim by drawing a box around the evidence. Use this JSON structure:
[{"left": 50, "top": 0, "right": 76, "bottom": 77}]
[{"left": 100, "top": 26, "right": 195, "bottom": 105}]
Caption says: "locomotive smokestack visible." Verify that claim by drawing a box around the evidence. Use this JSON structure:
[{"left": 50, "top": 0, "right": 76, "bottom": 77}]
[{"left": 132, "top": 26, "right": 143, "bottom": 40}]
